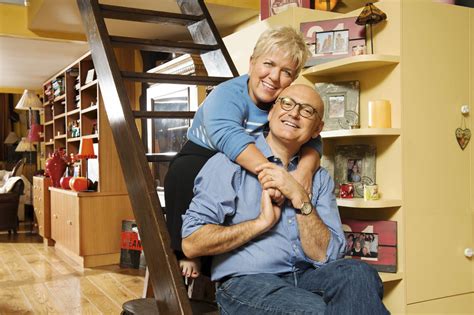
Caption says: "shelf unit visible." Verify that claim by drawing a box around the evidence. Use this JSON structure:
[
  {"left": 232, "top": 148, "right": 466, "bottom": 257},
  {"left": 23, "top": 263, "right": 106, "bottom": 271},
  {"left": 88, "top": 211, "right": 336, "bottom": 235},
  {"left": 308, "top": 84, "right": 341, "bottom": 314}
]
[
  {"left": 37, "top": 51, "right": 133, "bottom": 267},
  {"left": 42, "top": 53, "right": 100, "bottom": 179}
]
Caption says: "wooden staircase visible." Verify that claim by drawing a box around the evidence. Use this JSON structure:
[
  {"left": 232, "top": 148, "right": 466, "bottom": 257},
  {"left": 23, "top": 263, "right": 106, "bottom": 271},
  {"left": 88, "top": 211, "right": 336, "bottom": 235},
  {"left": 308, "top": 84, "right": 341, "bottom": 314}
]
[{"left": 76, "top": 1, "right": 238, "bottom": 313}]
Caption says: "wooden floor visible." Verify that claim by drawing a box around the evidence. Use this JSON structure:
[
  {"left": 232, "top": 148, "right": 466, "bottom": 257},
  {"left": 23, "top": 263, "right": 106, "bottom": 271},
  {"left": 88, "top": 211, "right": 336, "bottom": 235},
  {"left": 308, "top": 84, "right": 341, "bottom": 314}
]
[{"left": 0, "top": 228, "right": 145, "bottom": 314}]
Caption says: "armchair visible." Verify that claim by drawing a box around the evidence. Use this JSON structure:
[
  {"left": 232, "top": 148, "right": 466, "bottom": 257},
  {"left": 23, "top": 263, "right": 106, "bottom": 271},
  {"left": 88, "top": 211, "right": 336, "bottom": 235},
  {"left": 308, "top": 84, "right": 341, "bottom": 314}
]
[{"left": 0, "top": 177, "right": 24, "bottom": 234}]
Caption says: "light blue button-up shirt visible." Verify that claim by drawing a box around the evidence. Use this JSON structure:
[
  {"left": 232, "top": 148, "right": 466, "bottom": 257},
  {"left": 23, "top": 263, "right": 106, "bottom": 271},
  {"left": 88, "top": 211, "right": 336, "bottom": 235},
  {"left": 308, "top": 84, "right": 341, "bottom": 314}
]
[{"left": 182, "top": 134, "right": 346, "bottom": 281}]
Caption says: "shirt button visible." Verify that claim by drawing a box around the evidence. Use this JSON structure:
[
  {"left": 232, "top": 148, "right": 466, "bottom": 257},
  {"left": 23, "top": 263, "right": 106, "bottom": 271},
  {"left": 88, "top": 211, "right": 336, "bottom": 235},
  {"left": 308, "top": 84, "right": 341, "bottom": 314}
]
[
  {"left": 288, "top": 219, "right": 292, "bottom": 224},
  {"left": 293, "top": 244, "right": 297, "bottom": 249}
]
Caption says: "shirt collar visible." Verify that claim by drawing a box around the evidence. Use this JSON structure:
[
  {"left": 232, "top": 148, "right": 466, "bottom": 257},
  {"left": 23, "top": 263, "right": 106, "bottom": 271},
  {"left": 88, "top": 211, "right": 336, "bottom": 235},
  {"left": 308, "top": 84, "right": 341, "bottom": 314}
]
[{"left": 255, "top": 134, "right": 301, "bottom": 167}]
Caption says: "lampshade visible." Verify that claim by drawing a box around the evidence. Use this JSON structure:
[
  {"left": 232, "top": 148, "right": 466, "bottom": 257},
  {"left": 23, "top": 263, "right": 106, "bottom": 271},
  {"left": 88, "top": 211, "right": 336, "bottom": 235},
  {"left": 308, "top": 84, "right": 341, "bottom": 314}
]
[
  {"left": 15, "top": 137, "right": 35, "bottom": 152},
  {"left": 355, "top": 3, "right": 387, "bottom": 25},
  {"left": 77, "top": 138, "right": 97, "bottom": 159},
  {"left": 15, "top": 89, "right": 43, "bottom": 111},
  {"left": 27, "top": 124, "right": 42, "bottom": 143},
  {"left": 4, "top": 132, "right": 20, "bottom": 144}
]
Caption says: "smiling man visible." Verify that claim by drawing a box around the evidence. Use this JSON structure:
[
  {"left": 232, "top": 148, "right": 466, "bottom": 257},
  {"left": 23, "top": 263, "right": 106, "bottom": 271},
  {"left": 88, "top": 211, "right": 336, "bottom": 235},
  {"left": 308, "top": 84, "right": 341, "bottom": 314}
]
[{"left": 182, "top": 84, "right": 388, "bottom": 314}]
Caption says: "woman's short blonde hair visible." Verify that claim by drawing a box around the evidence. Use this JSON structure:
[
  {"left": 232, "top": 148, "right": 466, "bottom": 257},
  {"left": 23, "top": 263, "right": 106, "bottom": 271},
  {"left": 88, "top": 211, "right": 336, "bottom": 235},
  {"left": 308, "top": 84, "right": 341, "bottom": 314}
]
[{"left": 252, "top": 26, "right": 310, "bottom": 77}]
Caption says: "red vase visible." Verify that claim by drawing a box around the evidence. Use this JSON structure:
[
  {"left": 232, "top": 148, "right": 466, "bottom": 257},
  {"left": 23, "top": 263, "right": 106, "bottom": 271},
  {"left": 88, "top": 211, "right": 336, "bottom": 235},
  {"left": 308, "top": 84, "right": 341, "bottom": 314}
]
[{"left": 46, "top": 150, "right": 67, "bottom": 188}]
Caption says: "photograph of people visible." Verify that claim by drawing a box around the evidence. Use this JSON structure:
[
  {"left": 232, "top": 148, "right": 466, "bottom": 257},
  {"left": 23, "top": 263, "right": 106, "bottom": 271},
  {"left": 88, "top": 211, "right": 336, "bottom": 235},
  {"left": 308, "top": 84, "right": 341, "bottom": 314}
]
[
  {"left": 347, "top": 159, "right": 362, "bottom": 182},
  {"left": 334, "top": 30, "right": 349, "bottom": 53}
]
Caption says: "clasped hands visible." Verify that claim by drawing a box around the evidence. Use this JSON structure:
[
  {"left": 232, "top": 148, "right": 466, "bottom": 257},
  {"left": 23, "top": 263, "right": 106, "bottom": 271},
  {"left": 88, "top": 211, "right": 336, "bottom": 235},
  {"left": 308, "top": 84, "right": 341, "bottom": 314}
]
[{"left": 255, "top": 163, "right": 312, "bottom": 232}]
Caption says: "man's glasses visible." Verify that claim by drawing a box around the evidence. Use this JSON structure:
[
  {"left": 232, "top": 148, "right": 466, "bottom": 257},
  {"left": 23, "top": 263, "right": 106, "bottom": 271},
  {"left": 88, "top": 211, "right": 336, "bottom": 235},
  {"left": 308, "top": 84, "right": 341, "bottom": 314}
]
[{"left": 277, "top": 97, "right": 321, "bottom": 119}]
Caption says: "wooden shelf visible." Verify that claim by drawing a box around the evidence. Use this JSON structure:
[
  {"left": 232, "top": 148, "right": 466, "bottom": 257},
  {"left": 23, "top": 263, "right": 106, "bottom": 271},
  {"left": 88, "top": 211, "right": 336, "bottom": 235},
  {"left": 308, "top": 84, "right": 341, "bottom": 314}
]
[
  {"left": 54, "top": 113, "right": 66, "bottom": 119},
  {"left": 81, "top": 105, "right": 98, "bottom": 114},
  {"left": 45, "top": 141, "right": 54, "bottom": 146},
  {"left": 379, "top": 272, "right": 403, "bottom": 283},
  {"left": 67, "top": 137, "right": 81, "bottom": 143},
  {"left": 337, "top": 198, "right": 402, "bottom": 208},
  {"left": 68, "top": 108, "right": 80, "bottom": 116},
  {"left": 321, "top": 128, "right": 401, "bottom": 139},
  {"left": 54, "top": 94, "right": 66, "bottom": 102},
  {"left": 80, "top": 79, "right": 98, "bottom": 91},
  {"left": 54, "top": 134, "right": 67, "bottom": 140},
  {"left": 302, "top": 54, "right": 400, "bottom": 77},
  {"left": 44, "top": 120, "right": 54, "bottom": 126},
  {"left": 82, "top": 134, "right": 98, "bottom": 140}
]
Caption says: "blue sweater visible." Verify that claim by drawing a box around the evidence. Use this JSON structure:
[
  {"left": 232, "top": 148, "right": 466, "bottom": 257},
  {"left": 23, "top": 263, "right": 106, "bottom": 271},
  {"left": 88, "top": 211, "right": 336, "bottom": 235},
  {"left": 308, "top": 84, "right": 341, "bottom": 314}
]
[{"left": 187, "top": 74, "right": 322, "bottom": 161}]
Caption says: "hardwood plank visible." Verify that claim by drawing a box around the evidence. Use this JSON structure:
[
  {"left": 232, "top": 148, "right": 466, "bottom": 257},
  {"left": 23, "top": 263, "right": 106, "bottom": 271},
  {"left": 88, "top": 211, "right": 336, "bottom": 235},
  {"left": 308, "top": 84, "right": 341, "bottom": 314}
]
[
  {"left": 0, "top": 286, "right": 33, "bottom": 314},
  {"left": 77, "top": 277, "right": 122, "bottom": 314},
  {"left": 108, "top": 271, "right": 145, "bottom": 297},
  {"left": 86, "top": 273, "right": 139, "bottom": 307},
  {"left": 46, "top": 278, "right": 100, "bottom": 314},
  {"left": 20, "top": 283, "right": 66, "bottom": 314}
]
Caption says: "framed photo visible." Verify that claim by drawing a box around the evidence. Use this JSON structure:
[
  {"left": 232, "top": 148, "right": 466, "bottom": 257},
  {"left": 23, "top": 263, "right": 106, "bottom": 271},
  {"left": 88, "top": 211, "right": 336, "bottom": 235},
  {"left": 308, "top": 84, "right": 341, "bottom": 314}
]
[
  {"left": 300, "top": 17, "right": 366, "bottom": 67},
  {"left": 260, "top": 0, "right": 310, "bottom": 20},
  {"left": 85, "top": 69, "right": 95, "bottom": 84},
  {"left": 334, "top": 144, "right": 376, "bottom": 198},
  {"left": 315, "top": 80, "right": 360, "bottom": 131},
  {"left": 315, "top": 29, "right": 349, "bottom": 55},
  {"left": 342, "top": 219, "right": 397, "bottom": 273}
]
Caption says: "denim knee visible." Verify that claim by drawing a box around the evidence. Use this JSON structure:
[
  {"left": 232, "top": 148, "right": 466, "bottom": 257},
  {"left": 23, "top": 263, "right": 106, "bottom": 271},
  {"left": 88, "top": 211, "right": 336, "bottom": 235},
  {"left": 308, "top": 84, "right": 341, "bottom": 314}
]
[{"left": 337, "top": 260, "right": 383, "bottom": 294}]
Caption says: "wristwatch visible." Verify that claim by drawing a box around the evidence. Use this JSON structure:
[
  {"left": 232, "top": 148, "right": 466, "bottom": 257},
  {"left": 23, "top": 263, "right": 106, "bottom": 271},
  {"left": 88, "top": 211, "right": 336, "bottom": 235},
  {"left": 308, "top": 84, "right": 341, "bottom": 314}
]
[{"left": 297, "top": 201, "right": 313, "bottom": 215}]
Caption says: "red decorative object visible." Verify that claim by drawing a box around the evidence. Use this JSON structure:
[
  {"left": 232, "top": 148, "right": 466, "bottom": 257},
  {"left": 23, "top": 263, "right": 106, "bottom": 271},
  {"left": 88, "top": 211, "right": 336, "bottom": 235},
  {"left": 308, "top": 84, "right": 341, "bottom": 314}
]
[
  {"left": 77, "top": 138, "right": 97, "bottom": 181},
  {"left": 77, "top": 138, "right": 97, "bottom": 159},
  {"left": 339, "top": 183, "right": 354, "bottom": 198},
  {"left": 45, "top": 149, "right": 67, "bottom": 188},
  {"left": 27, "top": 124, "right": 42, "bottom": 142},
  {"left": 69, "top": 177, "right": 88, "bottom": 192},
  {"left": 60, "top": 176, "right": 73, "bottom": 190}
]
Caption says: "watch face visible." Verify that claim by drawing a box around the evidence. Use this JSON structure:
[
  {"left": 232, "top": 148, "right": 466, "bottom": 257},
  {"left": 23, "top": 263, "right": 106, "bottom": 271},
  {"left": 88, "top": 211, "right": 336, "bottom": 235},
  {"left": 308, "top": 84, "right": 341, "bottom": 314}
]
[{"left": 301, "top": 202, "right": 313, "bottom": 215}]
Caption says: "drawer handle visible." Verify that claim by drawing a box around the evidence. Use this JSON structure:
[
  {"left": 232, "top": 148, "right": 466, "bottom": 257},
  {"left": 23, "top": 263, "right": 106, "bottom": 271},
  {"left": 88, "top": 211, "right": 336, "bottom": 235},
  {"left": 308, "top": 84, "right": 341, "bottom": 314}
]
[{"left": 67, "top": 220, "right": 73, "bottom": 225}]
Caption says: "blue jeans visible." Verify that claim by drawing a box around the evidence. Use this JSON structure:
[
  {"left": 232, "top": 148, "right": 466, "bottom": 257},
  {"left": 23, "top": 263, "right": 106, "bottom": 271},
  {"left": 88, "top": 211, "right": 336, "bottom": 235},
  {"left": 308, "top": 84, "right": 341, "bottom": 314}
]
[{"left": 216, "top": 259, "right": 389, "bottom": 315}]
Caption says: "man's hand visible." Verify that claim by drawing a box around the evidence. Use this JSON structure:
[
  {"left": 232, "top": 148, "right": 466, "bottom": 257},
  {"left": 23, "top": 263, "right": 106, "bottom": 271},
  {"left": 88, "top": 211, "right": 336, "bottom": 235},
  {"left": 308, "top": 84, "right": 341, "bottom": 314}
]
[
  {"left": 256, "top": 190, "right": 282, "bottom": 233},
  {"left": 257, "top": 162, "right": 309, "bottom": 209},
  {"left": 256, "top": 164, "right": 285, "bottom": 205}
]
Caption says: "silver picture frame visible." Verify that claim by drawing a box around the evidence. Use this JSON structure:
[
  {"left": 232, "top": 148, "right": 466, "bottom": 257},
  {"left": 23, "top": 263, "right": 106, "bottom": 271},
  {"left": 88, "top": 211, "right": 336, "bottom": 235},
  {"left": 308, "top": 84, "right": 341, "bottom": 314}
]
[
  {"left": 334, "top": 144, "right": 376, "bottom": 198},
  {"left": 315, "top": 80, "right": 360, "bottom": 131}
]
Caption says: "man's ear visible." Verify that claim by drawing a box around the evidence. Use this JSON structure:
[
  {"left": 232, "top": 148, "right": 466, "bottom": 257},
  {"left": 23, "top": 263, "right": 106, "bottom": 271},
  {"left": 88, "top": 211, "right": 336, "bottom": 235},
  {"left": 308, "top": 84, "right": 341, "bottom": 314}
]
[
  {"left": 268, "top": 104, "right": 275, "bottom": 121},
  {"left": 312, "top": 121, "right": 324, "bottom": 139}
]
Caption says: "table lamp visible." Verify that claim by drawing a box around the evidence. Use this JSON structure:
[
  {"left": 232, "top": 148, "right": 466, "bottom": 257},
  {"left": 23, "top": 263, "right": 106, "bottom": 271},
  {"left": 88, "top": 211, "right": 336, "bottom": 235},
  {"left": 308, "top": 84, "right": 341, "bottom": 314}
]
[
  {"left": 355, "top": 3, "right": 387, "bottom": 54},
  {"left": 77, "top": 138, "right": 97, "bottom": 180},
  {"left": 15, "top": 137, "right": 36, "bottom": 164}
]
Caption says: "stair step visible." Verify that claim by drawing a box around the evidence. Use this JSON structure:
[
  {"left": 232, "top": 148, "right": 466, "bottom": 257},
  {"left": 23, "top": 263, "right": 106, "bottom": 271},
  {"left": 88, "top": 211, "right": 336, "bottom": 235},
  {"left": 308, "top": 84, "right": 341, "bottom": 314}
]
[
  {"left": 110, "top": 36, "right": 219, "bottom": 54},
  {"left": 122, "top": 71, "right": 229, "bottom": 85},
  {"left": 100, "top": 4, "right": 203, "bottom": 25},
  {"left": 133, "top": 111, "right": 195, "bottom": 119},
  {"left": 146, "top": 153, "right": 177, "bottom": 162}
]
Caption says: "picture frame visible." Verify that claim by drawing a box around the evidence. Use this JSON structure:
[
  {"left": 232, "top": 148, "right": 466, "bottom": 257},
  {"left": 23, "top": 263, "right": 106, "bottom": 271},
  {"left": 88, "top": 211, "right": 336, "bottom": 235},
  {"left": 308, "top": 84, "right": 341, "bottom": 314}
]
[
  {"left": 300, "top": 17, "right": 366, "bottom": 67},
  {"left": 315, "top": 80, "right": 360, "bottom": 131},
  {"left": 315, "top": 29, "right": 349, "bottom": 55},
  {"left": 342, "top": 219, "right": 397, "bottom": 273},
  {"left": 334, "top": 144, "right": 376, "bottom": 198},
  {"left": 260, "top": 0, "right": 310, "bottom": 20},
  {"left": 85, "top": 69, "right": 95, "bottom": 84}
]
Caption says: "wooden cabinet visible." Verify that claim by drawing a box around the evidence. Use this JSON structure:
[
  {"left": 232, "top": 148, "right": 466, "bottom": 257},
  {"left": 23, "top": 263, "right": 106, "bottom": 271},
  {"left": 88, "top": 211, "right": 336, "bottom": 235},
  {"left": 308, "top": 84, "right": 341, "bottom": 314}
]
[
  {"left": 224, "top": 1, "right": 474, "bottom": 313},
  {"left": 50, "top": 188, "right": 133, "bottom": 267},
  {"left": 33, "top": 176, "right": 52, "bottom": 245}
]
